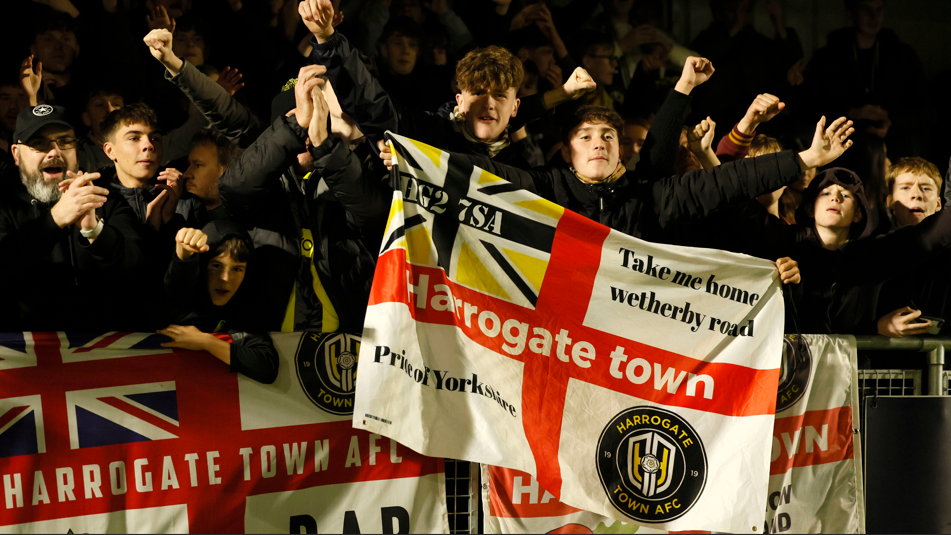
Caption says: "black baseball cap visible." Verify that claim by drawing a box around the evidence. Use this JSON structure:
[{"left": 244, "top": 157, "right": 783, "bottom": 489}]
[{"left": 13, "top": 105, "right": 74, "bottom": 144}]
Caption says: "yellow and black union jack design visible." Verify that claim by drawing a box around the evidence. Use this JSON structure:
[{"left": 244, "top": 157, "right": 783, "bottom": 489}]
[{"left": 380, "top": 134, "right": 565, "bottom": 310}]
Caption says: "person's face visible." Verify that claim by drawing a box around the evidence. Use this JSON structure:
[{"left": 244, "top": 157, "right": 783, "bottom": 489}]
[
  {"left": 518, "top": 74, "right": 538, "bottom": 98},
  {"left": 11, "top": 125, "right": 80, "bottom": 203},
  {"left": 527, "top": 46, "right": 555, "bottom": 78},
  {"left": 619, "top": 122, "right": 648, "bottom": 163},
  {"left": 455, "top": 86, "right": 520, "bottom": 143},
  {"left": 0, "top": 86, "right": 29, "bottom": 133},
  {"left": 888, "top": 173, "right": 941, "bottom": 227},
  {"left": 82, "top": 93, "right": 124, "bottom": 139},
  {"left": 582, "top": 44, "right": 617, "bottom": 87},
  {"left": 207, "top": 252, "right": 246, "bottom": 306},
  {"left": 789, "top": 167, "right": 816, "bottom": 194},
  {"left": 104, "top": 123, "right": 162, "bottom": 181},
  {"left": 812, "top": 184, "right": 862, "bottom": 230},
  {"left": 184, "top": 142, "right": 224, "bottom": 204},
  {"left": 31, "top": 30, "right": 80, "bottom": 73},
  {"left": 561, "top": 121, "right": 619, "bottom": 180},
  {"left": 379, "top": 32, "right": 419, "bottom": 75},
  {"left": 850, "top": 0, "right": 885, "bottom": 38},
  {"left": 173, "top": 29, "right": 205, "bottom": 66}
]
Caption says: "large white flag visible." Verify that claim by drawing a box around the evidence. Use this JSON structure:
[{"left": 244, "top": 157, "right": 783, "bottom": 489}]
[{"left": 353, "top": 133, "right": 786, "bottom": 532}]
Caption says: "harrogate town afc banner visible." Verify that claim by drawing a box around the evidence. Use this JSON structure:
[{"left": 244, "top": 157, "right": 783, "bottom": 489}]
[
  {"left": 765, "top": 335, "right": 864, "bottom": 534},
  {"left": 482, "top": 464, "right": 639, "bottom": 534},
  {"left": 353, "top": 133, "right": 786, "bottom": 533},
  {"left": 0, "top": 332, "right": 447, "bottom": 533}
]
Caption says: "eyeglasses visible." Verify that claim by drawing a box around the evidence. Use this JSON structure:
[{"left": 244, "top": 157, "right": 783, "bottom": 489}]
[
  {"left": 586, "top": 54, "right": 619, "bottom": 64},
  {"left": 21, "top": 136, "right": 78, "bottom": 152}
]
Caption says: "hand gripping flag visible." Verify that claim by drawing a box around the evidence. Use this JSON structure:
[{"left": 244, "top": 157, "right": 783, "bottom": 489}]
[{"left": 353, "top": 133, "right": 787, "bottom": 533}]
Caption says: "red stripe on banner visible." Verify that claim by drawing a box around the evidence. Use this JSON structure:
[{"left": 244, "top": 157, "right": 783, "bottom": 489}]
[
  {"left": 0, "top": 406, "right": 29, "bottom": 430},
  {"left": 71, "top": 332, "right": 133, "bottom": 353},
  {"left": 98, "top": 396, "right": 181, "bottom": 436},
  {"left": 486, "top": 466, "right": 582, "bottom": 519},
  {"left": 769, "top": 407, "right": 854, "bottom": 475}
]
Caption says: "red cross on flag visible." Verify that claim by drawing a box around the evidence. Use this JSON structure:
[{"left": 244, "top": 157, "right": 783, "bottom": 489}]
[{"left": 353, "top": 134, "right": 786, "bottom": 533}]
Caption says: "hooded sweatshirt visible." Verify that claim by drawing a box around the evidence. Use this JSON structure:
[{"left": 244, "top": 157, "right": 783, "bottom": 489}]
[
  {"left": 731, "top": 168, "right": 951, "bottom": 334},
  {"left": 163, "top": 220, "right": 279, "bottom": 384}
]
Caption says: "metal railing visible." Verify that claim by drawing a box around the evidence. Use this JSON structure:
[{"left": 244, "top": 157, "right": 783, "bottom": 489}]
[
  {"left": 854, "top": 336, "right": 951, "bottom": 395},
  {"left": 445, "top": 459, "right": 476, "bottom": 533},
  {"left": 857, "top": 369, "right": 921, "bottom": 397}
]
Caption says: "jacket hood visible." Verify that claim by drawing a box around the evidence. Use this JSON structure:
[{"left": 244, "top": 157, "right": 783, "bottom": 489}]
[
  {"left": 201, "top": 220, "right": 254, "bottom": 262},
  {"left": 797, "top": 167, "right": 874, "bottom": 240}
]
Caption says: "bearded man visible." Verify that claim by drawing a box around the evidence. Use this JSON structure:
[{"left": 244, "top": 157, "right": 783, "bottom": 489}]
[{"left": 0, "top": 105, "right": 146, "bottom": 331}]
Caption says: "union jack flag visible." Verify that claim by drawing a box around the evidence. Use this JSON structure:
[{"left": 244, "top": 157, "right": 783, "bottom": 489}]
[
  {"left": 384, "top": 134, "right": 565, "bottom": 309},
  {"left": 0, "top": 331, "right": 445, "bottom": 533}
]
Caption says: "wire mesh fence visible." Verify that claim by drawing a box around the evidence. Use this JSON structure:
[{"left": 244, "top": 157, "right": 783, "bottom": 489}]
[{"left": 445, "top": 459, "right": 476, "bottom": 533}]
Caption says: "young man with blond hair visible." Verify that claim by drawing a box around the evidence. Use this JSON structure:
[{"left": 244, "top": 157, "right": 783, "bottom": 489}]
[{"left": 875, "top": 157, "right": 949, "bottom": 337}]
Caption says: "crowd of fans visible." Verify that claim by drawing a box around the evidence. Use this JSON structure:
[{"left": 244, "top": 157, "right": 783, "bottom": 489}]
[{"left": 1, "top": 0, "right": 947, "bottom": 381}]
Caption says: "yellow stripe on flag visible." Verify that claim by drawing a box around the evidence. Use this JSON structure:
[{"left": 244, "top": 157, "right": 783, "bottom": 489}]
[
  {"left": 457, "top": 242, "right": 511, "bottom": 300},
  {"left": 383, "top": 198, "right": 405, "bottom": 243},
  {"left": 405, "top": 225, "right": 433, "bottom": 266},
  {"left": 502, "top": 248, "right": 548, "bottom": 293},
  {"left": 477, "top": 168, "right": 504, "bottom": 184},
  {"left": 408, "top": 138, "right": 444, "bottom": 168},
  {"left": 514, "top": 199, "right": 565, "bottom": 220}
]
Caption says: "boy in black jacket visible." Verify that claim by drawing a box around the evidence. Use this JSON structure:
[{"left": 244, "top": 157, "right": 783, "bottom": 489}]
[{"left": 159, "top": 221, "right": 279, "bottom": 384}]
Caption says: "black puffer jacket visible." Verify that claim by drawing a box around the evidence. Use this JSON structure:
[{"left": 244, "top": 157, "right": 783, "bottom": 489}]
[
  {"left": 723, "top": 168, "right": 951, "bottom": 334},
  {"left": 455, "top": 148, "right": 805, "bottom": 242},
  {"left": 292, "top": 136, "right": 389, "bottom": 333},
  {"left": 218, "top": 114, "right": 388, "bottom": 333},
  {"left": 0, "top": 174, "right": 146, "bottom": 331},
  {"left": 164, "top": 220, "right": 280, "bottom": 384}
]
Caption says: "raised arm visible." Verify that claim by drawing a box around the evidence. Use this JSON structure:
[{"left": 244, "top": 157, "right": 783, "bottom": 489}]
[
  {"left": 217, "top": 67, "right": 322, "bottom": 224},
  {"left": 652, "top": 116, "right": 854, "bottom": 228},
  {"left": 302, "top": 0, "right": 398, "bottom": 146},
  {"left": 636, "top": 57, "right": 715, "bottom": 180},
  {"left": 305, "top": 78, "right": 390, "bottom": 233},
  {"left": 716, "top": 93, "right": 785, "bottom": 163},
  {"left": 143, "top": 29, "right": 262, "bottom": 148},
  {"left": 686, "top": 117, "right": 721, "bottom": 170}
]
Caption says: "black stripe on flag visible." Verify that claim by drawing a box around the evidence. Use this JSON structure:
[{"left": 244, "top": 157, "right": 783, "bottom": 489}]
[
  {"left": 382, "top": 214, "right": 428, "bottom": 253},
  {"left": 477, "top": 182, "right": 523, "bottom": 196},
  {"left": 481, "top": 239, "right": 539, "bottom": 307}
]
